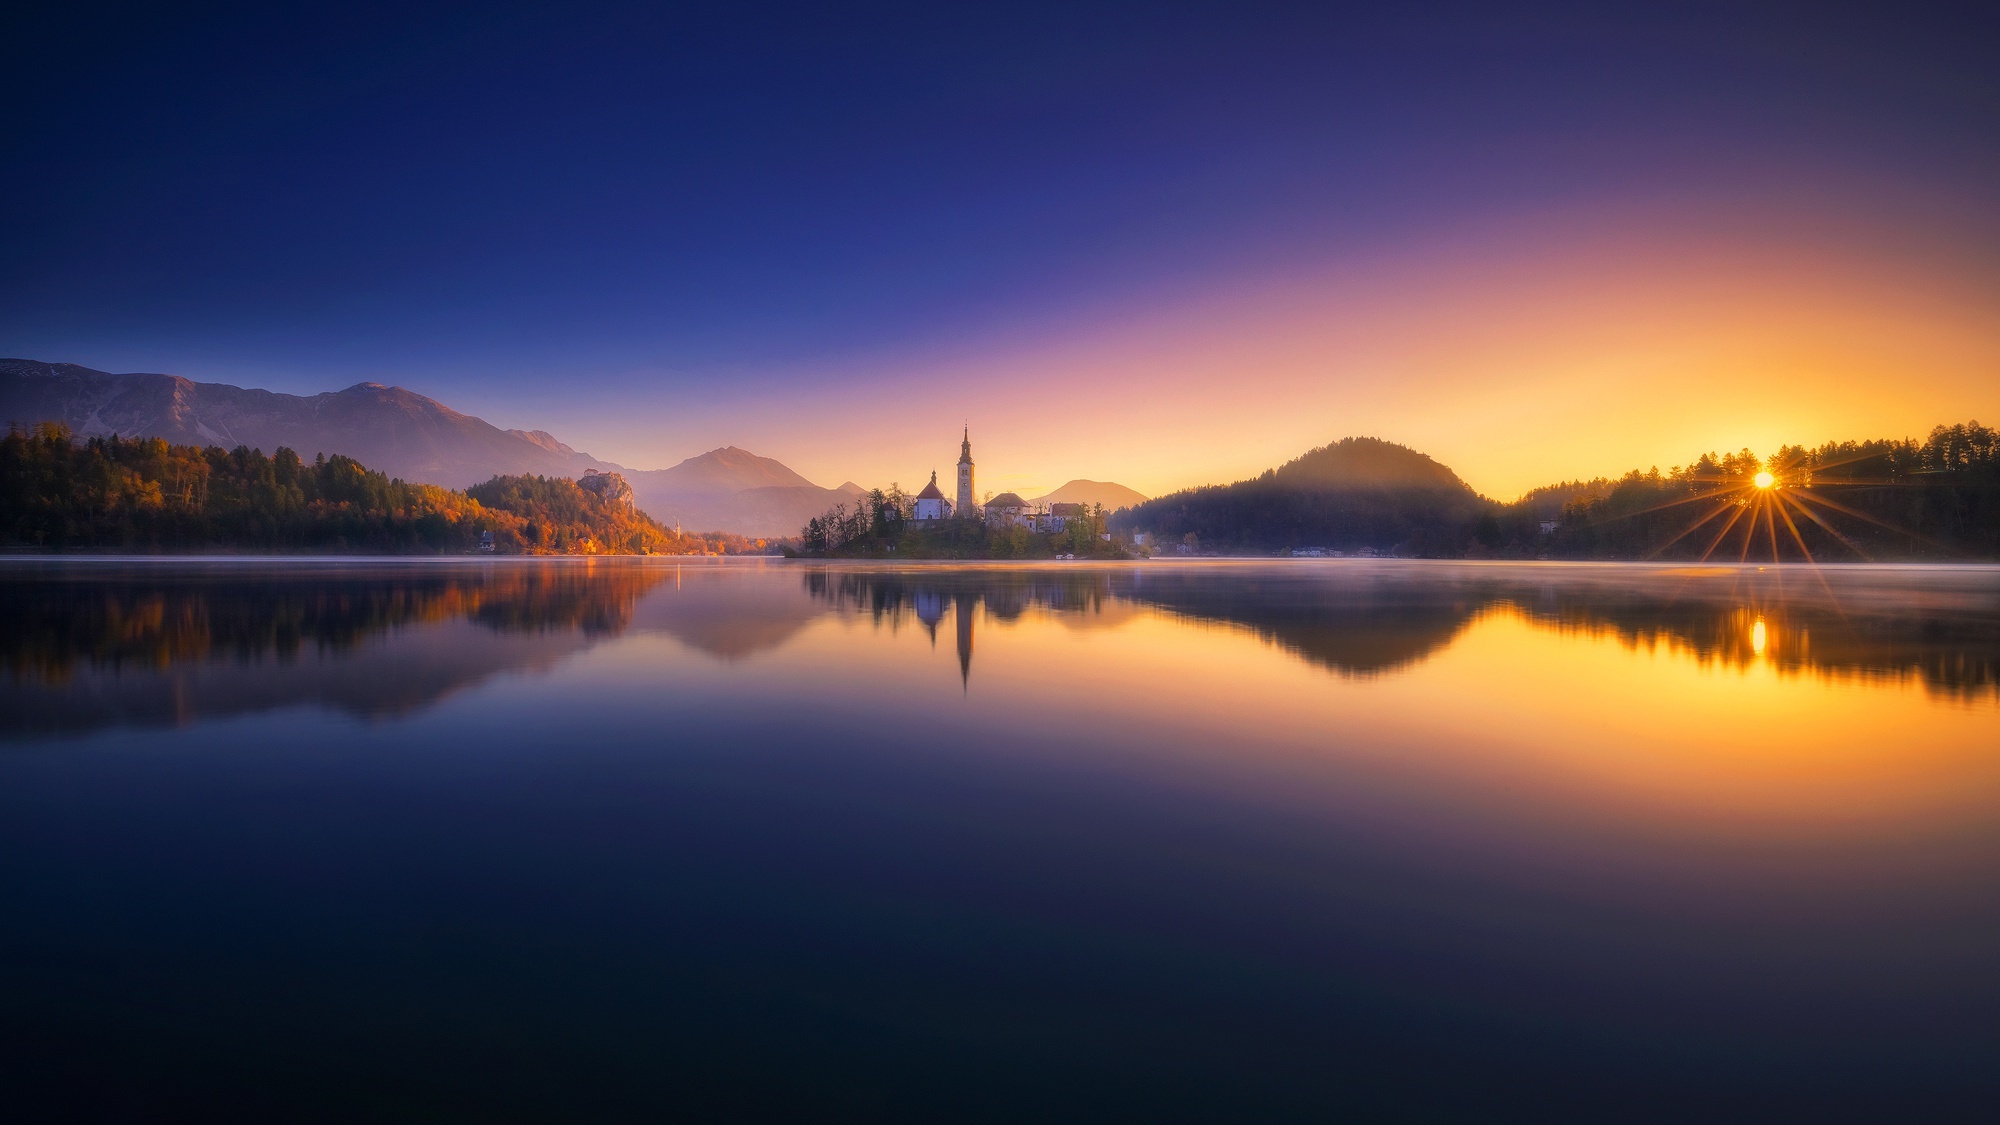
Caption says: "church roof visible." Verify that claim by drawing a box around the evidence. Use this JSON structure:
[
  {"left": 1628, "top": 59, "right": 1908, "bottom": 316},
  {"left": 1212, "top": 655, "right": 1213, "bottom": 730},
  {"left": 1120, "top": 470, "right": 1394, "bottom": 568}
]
[
  {"left": 915, "top": 473, "right": 946, "bottom": 501},
  {"left": 987, "top": 492, "right": 1029, "bottom": 508}
]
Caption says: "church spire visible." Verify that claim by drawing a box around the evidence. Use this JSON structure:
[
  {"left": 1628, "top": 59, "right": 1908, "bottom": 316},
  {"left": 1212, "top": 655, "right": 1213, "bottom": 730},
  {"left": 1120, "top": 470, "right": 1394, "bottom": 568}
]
[{"left": 955, "top": 426, "right": 976, "bottom": 514}]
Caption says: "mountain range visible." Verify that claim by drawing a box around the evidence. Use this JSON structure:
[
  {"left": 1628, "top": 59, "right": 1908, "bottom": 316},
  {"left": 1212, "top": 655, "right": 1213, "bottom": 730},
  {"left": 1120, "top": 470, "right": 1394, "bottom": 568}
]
[{"left": 0, "top": 359, "right": 860, "bottom": 537}]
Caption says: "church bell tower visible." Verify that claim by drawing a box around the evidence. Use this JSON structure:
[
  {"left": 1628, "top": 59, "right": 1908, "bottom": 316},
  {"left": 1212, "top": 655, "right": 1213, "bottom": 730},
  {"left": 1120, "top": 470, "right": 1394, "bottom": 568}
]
[{"left": 956, "top": 426, "right": 976, "bottom": 515}]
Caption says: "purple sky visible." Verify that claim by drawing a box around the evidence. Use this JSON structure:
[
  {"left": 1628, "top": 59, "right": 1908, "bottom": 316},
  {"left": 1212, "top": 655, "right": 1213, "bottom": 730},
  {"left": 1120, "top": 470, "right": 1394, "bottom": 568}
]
[{"left": 5, "top": 1, "right": 1996, "bottom": 496}]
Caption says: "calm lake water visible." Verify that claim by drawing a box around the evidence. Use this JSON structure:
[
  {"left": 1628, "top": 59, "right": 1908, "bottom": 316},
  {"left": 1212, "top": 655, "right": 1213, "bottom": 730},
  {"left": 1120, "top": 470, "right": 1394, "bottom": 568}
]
[{"left": 3, "top": 558, "right": 1997, "bottom": 1119}]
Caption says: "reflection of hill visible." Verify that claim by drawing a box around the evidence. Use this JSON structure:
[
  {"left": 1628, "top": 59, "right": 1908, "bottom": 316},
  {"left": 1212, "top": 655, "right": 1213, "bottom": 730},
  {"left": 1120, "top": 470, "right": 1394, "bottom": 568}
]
[
  {"left": 0, "top": 561, "right": 669, "bottom": 739},
  {"left": 1107, "top": 569, "right": 1474, "bottom": 677},
  {"left": 630, "top": 566, "right": 828, "bottom": 660},
  {"left": 797, "top": 562, "right": 2000, "bottom": 696}
]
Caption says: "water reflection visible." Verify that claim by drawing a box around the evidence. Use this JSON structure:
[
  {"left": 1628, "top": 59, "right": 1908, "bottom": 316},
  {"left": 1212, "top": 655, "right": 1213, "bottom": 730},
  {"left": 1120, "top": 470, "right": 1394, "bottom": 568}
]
[
  {"left": 805, "top": 562, "right": 2000, "bottom": 699},
  {"left": 5, "top": 560, "right": 1995, "bottom": 741},
  {"left": 3, "top": 558, "right": 1998, "bottom": 1116},
  {"left": 0, "top": 560, "right": 670, "bottom": 738}
]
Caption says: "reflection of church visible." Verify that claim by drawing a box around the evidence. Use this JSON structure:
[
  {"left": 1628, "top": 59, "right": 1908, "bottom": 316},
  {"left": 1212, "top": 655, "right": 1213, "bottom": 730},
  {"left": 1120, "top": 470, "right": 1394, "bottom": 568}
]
[{"left": 914, "top": 588, "right": 976, "bottom": 687}]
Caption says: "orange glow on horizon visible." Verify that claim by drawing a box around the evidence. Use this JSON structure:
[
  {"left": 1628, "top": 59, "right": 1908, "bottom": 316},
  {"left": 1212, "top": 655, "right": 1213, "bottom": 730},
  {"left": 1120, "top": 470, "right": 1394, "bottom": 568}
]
[{"left": 575, "top": 192, "right": 2000, "bottom": 503}]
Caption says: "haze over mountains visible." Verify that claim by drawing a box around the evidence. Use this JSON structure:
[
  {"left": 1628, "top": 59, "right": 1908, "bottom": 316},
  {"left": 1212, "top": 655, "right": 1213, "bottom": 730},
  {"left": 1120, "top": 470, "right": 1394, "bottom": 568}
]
[
  {"left": 0, "top": 359, "right": 859, "bottom": 536},
  {"left": 1029, "top": 480, "right": 1149, "bottom": 512}
]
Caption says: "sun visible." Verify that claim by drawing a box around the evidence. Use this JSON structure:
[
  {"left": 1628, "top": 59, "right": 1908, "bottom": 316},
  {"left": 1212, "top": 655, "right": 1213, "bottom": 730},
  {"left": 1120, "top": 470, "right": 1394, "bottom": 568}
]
[{"left": 1753, "top": 471, "right": 1775, "bottom": 490}]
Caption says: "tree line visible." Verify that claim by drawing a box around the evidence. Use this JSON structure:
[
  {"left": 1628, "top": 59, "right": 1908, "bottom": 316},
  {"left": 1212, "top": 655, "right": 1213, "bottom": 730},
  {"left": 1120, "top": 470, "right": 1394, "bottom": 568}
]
[
  {"left": 1112, "top": 424, "right": 1999, "bottom": 560},
  {"left": 0, "top": 422, "right": 762, "bottom": 553},
  {"left": 1549, "top": 422, "right": 1999, "bottom": 561}
]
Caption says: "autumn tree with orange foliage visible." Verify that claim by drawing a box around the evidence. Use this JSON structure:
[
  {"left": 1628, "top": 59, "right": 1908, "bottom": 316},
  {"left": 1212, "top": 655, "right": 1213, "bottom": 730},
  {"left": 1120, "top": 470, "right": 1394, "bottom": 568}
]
[{"left": 0, "top": 423, "right": 762, "bottom": 554}]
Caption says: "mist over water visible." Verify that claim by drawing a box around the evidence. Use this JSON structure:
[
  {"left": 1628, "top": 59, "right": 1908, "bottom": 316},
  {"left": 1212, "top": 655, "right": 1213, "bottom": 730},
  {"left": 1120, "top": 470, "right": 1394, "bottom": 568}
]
[{"left": 3, "top": 558, "right": 1996, "bottom": 1117}]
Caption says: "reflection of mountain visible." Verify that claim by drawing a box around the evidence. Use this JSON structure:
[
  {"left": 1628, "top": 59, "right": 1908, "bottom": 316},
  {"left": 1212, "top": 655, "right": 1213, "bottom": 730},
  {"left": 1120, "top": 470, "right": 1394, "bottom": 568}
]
[
  {"left": 1, "top": 562, "right": 669, "bottom": 739},
  {"left": 630, "top": 565, "right": 829, "bottom": 661},
  {"left": 799, "top": 563, "right": 2000, "bottom": 697}
]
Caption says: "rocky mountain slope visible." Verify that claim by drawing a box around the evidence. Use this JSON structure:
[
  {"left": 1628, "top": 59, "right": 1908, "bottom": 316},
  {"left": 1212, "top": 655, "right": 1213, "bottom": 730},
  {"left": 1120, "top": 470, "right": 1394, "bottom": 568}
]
[
  {"left": 0, "top": 359, "right": 615, "bottom": 485},
  {"left": 1, "top": 359, "right": 845, "bottom": 537}
]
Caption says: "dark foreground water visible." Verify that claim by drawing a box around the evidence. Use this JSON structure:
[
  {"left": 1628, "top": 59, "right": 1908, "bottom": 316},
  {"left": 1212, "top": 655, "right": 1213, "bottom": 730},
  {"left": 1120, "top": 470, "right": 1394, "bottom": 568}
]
[{"left": 3, "top": 558, "right": 1997, "bottom": 1120}]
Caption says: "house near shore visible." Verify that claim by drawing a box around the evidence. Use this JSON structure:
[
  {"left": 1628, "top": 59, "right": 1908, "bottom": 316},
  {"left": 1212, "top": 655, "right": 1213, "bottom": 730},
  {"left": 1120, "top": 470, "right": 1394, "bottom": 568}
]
[{"left": 1041, "top": 502, "right": 1089, "bottom": 531}]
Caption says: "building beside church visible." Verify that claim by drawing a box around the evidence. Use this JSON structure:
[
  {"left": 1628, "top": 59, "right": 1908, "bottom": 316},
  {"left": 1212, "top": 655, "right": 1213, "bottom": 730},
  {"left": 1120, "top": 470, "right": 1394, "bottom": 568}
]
[
  {"left": 984, "top": 492, "right": 1032, "bottom": 528},
  {"left": 912, "top": 471, "right": 952, "bottom": 520},
  {"left": 985, "top": 496, "right": 1092, "bottom": 532},
  {"left": 1040, "top": 502, "right": 1089, "bottom": 531}
]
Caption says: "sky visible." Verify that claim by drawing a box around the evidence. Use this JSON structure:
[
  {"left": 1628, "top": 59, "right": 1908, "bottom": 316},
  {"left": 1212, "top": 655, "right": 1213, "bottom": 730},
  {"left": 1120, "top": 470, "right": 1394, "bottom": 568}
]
[{"left": 4, "top": 1, "right": 1996, "bottom": 500}]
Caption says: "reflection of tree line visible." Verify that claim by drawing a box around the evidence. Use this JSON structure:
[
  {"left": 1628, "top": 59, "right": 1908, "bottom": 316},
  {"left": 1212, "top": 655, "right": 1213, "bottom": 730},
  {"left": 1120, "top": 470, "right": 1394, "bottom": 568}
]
[
  {"left": 2, "top": 564, "right": 669, "bottom": 687},
  {"left": 1503, "top": 590, "right": 1997, "bottom": 700},
  {"left": 802, "top": 566, "right": 1999, "bottom": 698}
]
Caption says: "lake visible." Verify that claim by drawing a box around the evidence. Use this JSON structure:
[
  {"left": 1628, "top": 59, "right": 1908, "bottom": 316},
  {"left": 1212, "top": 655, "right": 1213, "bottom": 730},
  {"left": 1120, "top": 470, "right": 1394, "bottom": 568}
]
[{"left": 3, "top": 558, "right": 1997, "bottom": 1119}]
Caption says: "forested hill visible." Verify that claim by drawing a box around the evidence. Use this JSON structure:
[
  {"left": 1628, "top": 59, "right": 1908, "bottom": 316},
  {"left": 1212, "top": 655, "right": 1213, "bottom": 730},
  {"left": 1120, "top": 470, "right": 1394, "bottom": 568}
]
[
  {"left": 0, "top": 423, "right": 759, "bottom": 554},
  {"left": 1114, "top": 425, "right": 2000, "bottom": 560},
  {"left": 1113, "top": 437, "right": 1489, "bottom": 554}
]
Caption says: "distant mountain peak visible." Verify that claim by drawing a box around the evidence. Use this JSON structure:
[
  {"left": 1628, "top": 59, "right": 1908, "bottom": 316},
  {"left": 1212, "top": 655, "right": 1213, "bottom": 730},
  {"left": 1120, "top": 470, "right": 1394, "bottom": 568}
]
[
  {"left": 1030, "top": 479, "right": 1150, "bottom": 511},
  {"left": 657, "top": 445, "right": 818, "bottom": 492}
]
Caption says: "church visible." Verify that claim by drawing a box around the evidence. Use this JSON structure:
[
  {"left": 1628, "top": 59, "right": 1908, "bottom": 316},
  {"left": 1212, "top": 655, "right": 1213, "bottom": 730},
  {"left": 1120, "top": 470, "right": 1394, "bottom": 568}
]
[
  {"left": 913, "top": 427, "right": 979, "bottom": 521},
  {"left": 907, "top": 428, "right": 1083, "bottom": 532}
]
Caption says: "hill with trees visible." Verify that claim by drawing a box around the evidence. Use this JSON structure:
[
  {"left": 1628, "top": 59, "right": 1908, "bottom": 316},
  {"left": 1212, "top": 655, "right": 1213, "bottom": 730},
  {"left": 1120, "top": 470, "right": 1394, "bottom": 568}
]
[
  {"left": 0, "top": 423, "right": 762, "bottom": 554},
  {"left": 1113, "top": 426, "right": 1999, "bottom": 560},
  {"left": 1112, "top": 437, "right": 1489, "bottom": 555}
]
